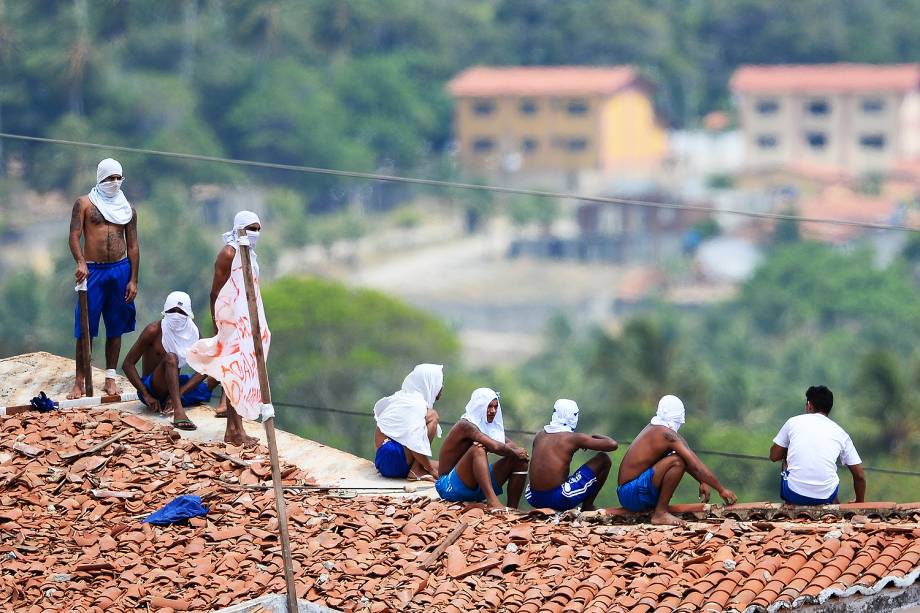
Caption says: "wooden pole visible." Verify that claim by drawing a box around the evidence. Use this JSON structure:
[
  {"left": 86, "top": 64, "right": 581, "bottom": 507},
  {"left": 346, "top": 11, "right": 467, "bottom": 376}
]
[
  {"left": 78, "top": 287, "right": 93, "bottom": 397},
  {"left": 236, "top": 228, "right": 298, "bottom": 613}
]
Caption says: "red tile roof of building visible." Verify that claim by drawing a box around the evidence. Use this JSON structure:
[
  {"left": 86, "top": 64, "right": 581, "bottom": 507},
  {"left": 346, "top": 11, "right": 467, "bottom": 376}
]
[
  {"left": 730, "top": 63, "right": 920, "bottom": 93},
  {"left": 2, "top": 408, "right": 919, "bottom": 612},
  {"left": 447, "top": 65, "right": 641, "bottom": 97}
]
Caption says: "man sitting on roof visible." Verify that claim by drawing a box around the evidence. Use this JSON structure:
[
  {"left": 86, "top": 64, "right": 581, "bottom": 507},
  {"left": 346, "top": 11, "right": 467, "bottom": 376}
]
[
  {"left": 373, "top": 364, "right": 443, "bottom": 481},
  {"left": 525, "top": 399, "right": 618, "bottom": 512},
  {"left": 436, "top": 388, "right": 529, "bottom": 509},
  {"left": 770, "top": 385, "right": 866, "bottom": 506},
  {"left": 122, "top": 291, "right": 218, "bottom": 431},
  {"left": 617, "top": 395, "right": 737, "bottom": 525}
]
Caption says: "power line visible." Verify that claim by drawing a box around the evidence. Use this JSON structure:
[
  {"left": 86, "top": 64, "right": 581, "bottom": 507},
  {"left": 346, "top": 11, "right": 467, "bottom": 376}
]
[
  {"left": 1, "top": 131, "right": 918, "bottom": 233},
  {"left": 271, "top": 400, "right": 920, "bottom": 477}
]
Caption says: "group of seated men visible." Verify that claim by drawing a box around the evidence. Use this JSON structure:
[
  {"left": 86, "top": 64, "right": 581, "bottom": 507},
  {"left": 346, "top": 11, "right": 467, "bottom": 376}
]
[{"left": 373, "top": 365, "right": 867, "bottom": 525}]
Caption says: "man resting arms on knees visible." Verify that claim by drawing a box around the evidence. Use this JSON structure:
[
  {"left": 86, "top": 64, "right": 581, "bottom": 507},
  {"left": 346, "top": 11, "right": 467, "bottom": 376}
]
[
  {"left": 436, "top": 388, "right": 529, "bottom": 509},
  {"left": 373, "top": 363, "right": 443, "bottom": 480},
  {"left": 122, "top": 291, "right": 217, "bottom": 431},
  {"left": 770, "top": 385, "right": 866, "bottom": 505},
  {"left": 617, "top": 395, "right": 737, "bottom": 525},
  {"left": 526, "top": 399, "right": 618, "bottom": 512}
]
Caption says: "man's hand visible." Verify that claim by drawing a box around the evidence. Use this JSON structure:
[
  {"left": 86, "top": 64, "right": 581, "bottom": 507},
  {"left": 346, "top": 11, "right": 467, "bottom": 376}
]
[
  {"left": 124, "top": 280, "right": 137, "bottom": 302},
  {"left": 75, "top": 261, "right": 88, "bottom": 283},
  {"left": 698, "top": 483, "right": 711, "bottom": 503},
  {"left": 512, "top": 446, "right": 529, "bottom": 462},
  {"left": 719, "top": 488, "right": 738, "bottom": 505},
  {"left": 143, "top": 392, "right": 161, "bottom": 414}
]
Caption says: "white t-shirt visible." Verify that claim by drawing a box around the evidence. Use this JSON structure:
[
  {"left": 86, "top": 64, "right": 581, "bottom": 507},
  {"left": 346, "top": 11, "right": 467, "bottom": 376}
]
[{"left": 773, "top": 413, "right": 862, "bottom": 499}]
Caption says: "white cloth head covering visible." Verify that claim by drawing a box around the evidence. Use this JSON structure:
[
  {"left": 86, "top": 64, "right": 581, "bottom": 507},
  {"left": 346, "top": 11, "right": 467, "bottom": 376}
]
[
  {"left": 373, "top": 364, "right": 444, "bottom": 456},
  {"left": 544, "top": 398, "right": 579, "bottom": 433},
  {"left": 223, "top": 210, "right": 261, "bottom": 246},
  {"left": 461, "top": 387, "right": 505, "bottom": 443},
  {"left": 87, "top": 158, "right": 132, "bottom": 225},
  {"left": 651, "top": 395, "right": 685, "bottom": 432},
  {"left": 160, "top": 291, "right": 200, "bottom": 369}
]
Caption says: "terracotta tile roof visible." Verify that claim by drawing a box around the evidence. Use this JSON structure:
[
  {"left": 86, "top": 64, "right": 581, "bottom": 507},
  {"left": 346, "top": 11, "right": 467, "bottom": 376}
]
[
  {"left": 2, "top": 408, "right": 919, "bottom": 612},
  {"left": 798, "top": 185, "right": 908, "bottom": 243},
  {"left": 447, "top": 65, "right": 641, "bottom": 97},
  {"left": 730, "top": 63, "right": 920, "bottom": 93}
]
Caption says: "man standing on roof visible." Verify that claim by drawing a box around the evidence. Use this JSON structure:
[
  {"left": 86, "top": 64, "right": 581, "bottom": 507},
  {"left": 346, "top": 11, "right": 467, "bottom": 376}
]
[
  {"left": 617, "top": 395, "right": 737, "bottom": 525},
  {"left": 373, "top": 364, "right": 443, "bottom": 481},
  {"left": 770, "top": 385, "right": 866, "bottom": 505},
  {"left": 206, "top": 211, "right": 262, "bottom": 447},
  {"left": 122, "top": 291, "right": 217, "bottom": 431},
  {"left": 525, "top": 399, "right": 618, "bottom": 512},
  {"left": 67, "top": 158, "right": 139, "bottom": 399},
  {"left": 435, "top": 388, "right": 529, "bottom": 509}
]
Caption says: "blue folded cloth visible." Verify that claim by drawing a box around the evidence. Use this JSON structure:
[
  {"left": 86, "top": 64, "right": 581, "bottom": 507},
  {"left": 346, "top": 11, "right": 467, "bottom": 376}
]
[
  {"left": 30, "top": 392, "right": 57, "bottom": 413},
  {"left": 143, "top": 495, "right": 209, "bottom": 525}
]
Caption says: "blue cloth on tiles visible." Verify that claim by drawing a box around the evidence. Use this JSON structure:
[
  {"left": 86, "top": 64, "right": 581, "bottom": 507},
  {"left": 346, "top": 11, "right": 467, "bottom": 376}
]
[
  {"left": 139, "top": 373, "right": 212, "bottom": 407},
  {"left": 616, "top": 465, "right": 660, "bottom": 512},
  {"left": 74, "top": 258, "right": 136, "bottom": 339},
  {"left": 30, "top": 392, "right": 57, "bottom": 413},
  {"left": 780, "top": 471, "right": 839, "bottom": 505},
  {"left": 435, "top": 464, "right": 503, "bottom": 503},
  {"left": 525, "top": 463, "right": 599, "bottom": 511},
  {"left": 144, "top": 495, "right": 208, "bottom": 525},
  {"left": 374, "top": 439, "right": 411, "bottom": 478}
]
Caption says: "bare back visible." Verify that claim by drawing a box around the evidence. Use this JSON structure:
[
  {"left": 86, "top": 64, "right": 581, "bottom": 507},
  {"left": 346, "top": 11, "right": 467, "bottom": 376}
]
[
  {"left": 529, "top": 431, "right": 580, "bottom": 490},
  {"left": 75, "top": 196, "right": 131, "bottom": 262},
  {"left": 617, "top": 424, "right": 678, "bottom": 485}
]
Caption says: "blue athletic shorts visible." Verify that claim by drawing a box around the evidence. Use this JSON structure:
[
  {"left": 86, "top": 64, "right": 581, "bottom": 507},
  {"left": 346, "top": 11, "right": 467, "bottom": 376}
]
[
  {"left": 617, "top": 466, "right": 660, "bottom": 512},
  {"left": 780, "top": 471, "right": 838, "bottom": 505},
  {"left": 74, "top": 258, "right": 136, "bottom": 339},
  {"left": 525, "top": 464, "right": 599, "bottom": 511},
  {"left": 139, "top": 373, "right": 212, "bottom": 408},
  {"left": 374, "top": 439, "right": 410, "bottom": 478},
  {"left": 435, "top": 463, "right": 503, "bottom": 503}
]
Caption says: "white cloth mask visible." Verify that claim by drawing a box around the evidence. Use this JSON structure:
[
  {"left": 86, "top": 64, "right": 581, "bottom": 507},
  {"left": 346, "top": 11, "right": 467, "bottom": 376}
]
[
  {"left": 544, "top": 399, "right": 579, "bottom": 433},
  {"left": 246, "top": 230, "right": 260, "bottom": 249},
  {"left": 373, "top": 364, "right": 444, "bottom": 456},
  {"left": 87, "top": 158, "right": 132, "bottom": 225},
  {"left": 651, "top": 395, "right": 685, "bottom": 432},
  {"left": 461, "top": 387, "right": 505, "bottom": 443},
  {"left": 161, "top": 291, "right": 199, "bottom": 369}
]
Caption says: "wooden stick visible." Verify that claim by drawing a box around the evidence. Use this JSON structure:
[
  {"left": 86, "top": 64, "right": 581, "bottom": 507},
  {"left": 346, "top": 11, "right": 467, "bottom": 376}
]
[
  {"left": 420, "top": 520, "right": 470, "bottom": 569},
  {"left": 237, "top": 228, "right": 298, "bottom": 613},
  {"left": 60, "top": 428, "right": 133, "bottom": 462},
  {"left": 78, "top": 288, "right": 93, "bottom": 397}
]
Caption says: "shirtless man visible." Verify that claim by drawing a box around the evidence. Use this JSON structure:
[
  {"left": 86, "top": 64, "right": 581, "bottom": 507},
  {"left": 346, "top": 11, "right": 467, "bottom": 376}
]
[
  {"left": 68, "top": 158, "right": 139, "bottom": 399},
  {"left": 617, "top": 395, "right": 737, "bottom": 525},
  {"left": 122, "top": 291, "right": 217, "bottom": 430},
  {"left": 373, "top": 364, "right": 443, "bottom": 480},
  {"left": 435, "top": 388, "right": 529, "bottom": 509},
  {"left": 208, "top": 211, "right": 261, "bottom": 446},
  {"left": 525, "top": 399, "right": 618, "bottom": 512}
]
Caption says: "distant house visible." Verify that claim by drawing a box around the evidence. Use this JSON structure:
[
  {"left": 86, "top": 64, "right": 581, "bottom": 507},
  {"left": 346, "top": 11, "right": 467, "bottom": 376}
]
[
  {"left": 730, "top": 63, "right": 920, "bottom": 176},
  {"left": 446, "top": 66, "right": 667, "bottom": 190}
]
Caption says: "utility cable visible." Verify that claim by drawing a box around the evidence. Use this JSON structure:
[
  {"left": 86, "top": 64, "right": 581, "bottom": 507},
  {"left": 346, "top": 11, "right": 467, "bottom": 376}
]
[
  {"left": 1, "top": 131, "right": 918, "bottom": 233},
  {"left": 271, "top": 400, "right": 920, "bottom": 477}
]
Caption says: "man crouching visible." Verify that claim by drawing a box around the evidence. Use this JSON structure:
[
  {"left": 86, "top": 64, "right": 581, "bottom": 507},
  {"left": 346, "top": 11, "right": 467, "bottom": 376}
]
[
  {"left": 122, "top": 291, "right": 217, "bottom": 431},
  {"left": 436, "top": 388, "right": 529, "bottom": 509},
  {"left": 526, "top": 399, "right": 618, "bottom": 512}
]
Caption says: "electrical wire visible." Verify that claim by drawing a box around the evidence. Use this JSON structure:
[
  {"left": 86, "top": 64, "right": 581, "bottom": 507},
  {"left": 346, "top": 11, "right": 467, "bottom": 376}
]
[
  {"left": 271, "top": 400, "right": 920, "bottom": 477},
  {"left": 1, "top": 131, "right": 918, "bottom": 233}
]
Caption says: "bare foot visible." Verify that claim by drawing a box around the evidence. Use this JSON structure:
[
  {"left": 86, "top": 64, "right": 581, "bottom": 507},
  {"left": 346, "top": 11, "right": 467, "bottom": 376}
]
[
  {"left": 103, "top": 378, "right": 118, "bottom": 396},
  {"left": 581, "top": 503, "right": 597, "bottom": 512},
  {"left": 224, "top": 430, "right": 259, "bottom": 448},
  {"left": 650, "top": 510, "right": 686, "bottom": 526},
  {"left": 66, "top": 380, "right": 85, "bottom": 400}
]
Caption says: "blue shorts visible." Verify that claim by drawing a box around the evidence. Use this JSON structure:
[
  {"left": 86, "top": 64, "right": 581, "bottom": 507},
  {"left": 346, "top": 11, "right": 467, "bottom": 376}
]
[
  {"left": 617, "top": 466, "right": 660, "bottom": 512},
  {"left": 374, "top": 439, "right": 410, "bottom": 478},
  {"left": 139, "top": 373, "right": 212, "bottom": 408},
  {"left": 435, "top": 464, "right": 503, "bottom": 503},
  {"left": 525, "top": 464, "right": 599, "bottom": 511},
  {"left": 780, "top": 472, "right": 838, "bottom": 505},
  {"left": 74, "top": 258, "right": 136, "bottom": 339}
]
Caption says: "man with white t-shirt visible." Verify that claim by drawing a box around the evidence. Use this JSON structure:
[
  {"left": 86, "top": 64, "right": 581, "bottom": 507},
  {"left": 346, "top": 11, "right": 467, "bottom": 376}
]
[{"left": 770, "top": 385, "right": 866, "bottom": 505}]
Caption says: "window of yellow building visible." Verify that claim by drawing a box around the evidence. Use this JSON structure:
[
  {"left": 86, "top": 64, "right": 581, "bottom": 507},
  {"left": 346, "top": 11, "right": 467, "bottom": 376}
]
[
  {"left": 519, "top": 99, "right": 538, "bottom": 115},
  {"left": 567, "top": 99, "right": 590, "bottom": 115},
  {"left": 521, "top": 137, "right": 538, "bottom": 153},
  {"left": 472, "top": 137, "right": 495, "bottom": 153},
  {"left": 471, "top": 99, "right": 496, "bottom": 116}
]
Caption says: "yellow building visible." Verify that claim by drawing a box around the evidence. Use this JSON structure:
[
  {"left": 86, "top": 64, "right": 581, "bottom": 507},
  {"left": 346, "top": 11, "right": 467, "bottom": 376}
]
[{"left": 446, "top": 65, "right": 667, "bottom": 187}]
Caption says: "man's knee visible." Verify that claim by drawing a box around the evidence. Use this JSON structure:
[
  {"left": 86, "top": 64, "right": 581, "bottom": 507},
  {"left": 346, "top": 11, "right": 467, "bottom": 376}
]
[
  {"left": 469, "top": 443, "right": 487, "bottom": 459},
  {"left": 426, "top": 408, "right": 439, "bottom": 423},
  {"left": 664, "top": 455, "right": 686, "bottom": 473},
  {"left": 592, "top": 452, "right": 612, "bottom": 469},
  {"left": 163, "top": 352, "right": 179, "bottom": 367}
]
